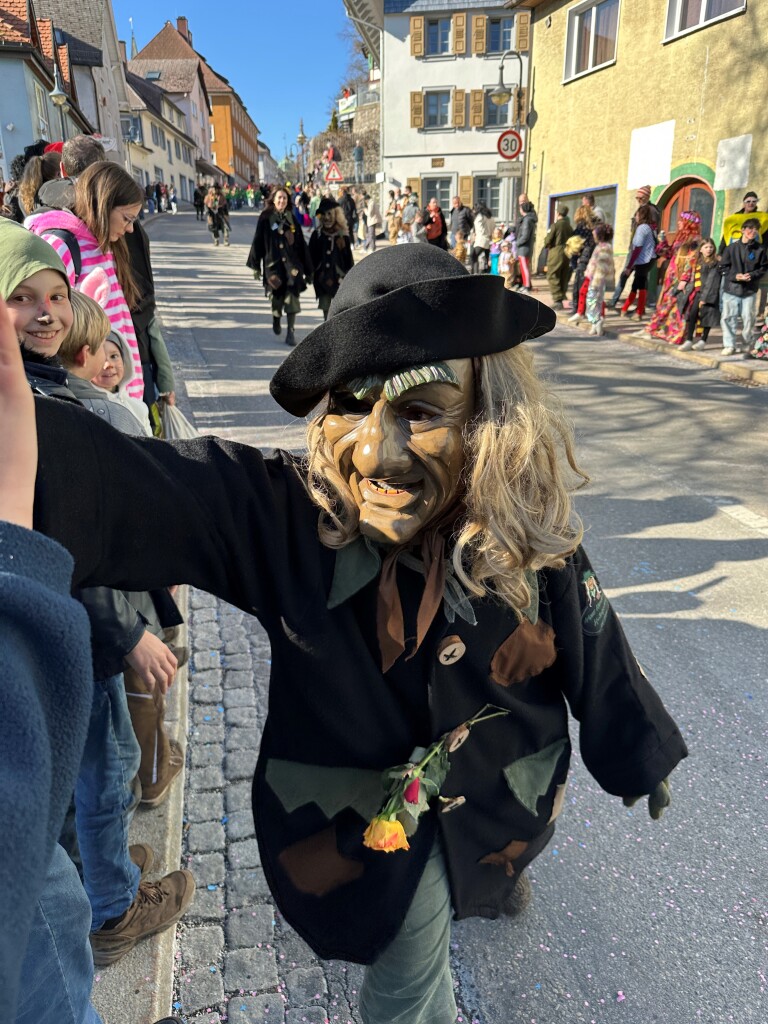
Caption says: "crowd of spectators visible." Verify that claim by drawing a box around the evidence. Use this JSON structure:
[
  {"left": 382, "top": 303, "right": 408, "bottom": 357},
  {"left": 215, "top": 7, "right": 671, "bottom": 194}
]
[{"left": 0, "top": 134, "right": 193, "bottom": 1024}]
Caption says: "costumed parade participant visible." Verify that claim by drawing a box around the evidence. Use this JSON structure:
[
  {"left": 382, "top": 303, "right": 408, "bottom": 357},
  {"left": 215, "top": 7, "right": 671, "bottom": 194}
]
[
  {"left": 31, "top": 245, "right": 687, "bottom": 1024},
  {"left": 308, "top": 197, "right": 354, "bottom": 321},
  {"left": 247, "top": 185, "right": 313, "bottom": 347}
]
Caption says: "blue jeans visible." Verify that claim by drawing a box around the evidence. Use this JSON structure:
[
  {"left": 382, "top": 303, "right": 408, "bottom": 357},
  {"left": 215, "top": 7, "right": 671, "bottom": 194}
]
[
  {"left": 75, "top": 673, "right": 141, "bottom": 931},
  {"left": 15, "top": 844, "right": 103, "bottom": 1024},
  {"left": 721, "top": 291, "right": 757, "bottom": 351}
]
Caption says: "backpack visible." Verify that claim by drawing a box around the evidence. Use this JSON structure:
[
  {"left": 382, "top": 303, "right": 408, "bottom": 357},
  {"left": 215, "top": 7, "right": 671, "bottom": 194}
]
[
  {"left": 425, "top": 215, "right": 442, "bottom": 241},
  {"left": 45, "top": 228, "right": 82, "bottom": 282}
]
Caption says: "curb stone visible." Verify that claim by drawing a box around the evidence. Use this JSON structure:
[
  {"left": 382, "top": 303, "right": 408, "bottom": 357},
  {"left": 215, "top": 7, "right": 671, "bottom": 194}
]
[{"left": 554, "top": 311, "right": 768, "bottom": 385}]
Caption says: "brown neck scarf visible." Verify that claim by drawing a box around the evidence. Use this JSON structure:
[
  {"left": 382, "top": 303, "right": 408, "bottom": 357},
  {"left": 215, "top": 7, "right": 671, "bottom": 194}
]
[{"left": 376, "top": 531, "right": 446, "bottom": 674}]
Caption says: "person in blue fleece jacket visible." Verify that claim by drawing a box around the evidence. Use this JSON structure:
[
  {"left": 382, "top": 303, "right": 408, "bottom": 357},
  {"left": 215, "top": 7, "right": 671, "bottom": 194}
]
[{"left": 0, "top": 296, "right": 181, "bottom": 1024}]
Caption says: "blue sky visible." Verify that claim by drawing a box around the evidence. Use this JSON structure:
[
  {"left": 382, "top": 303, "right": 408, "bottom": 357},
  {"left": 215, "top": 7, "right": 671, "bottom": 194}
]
[{"left": 113, "top": 0, "right": 352, "bottom": 155}]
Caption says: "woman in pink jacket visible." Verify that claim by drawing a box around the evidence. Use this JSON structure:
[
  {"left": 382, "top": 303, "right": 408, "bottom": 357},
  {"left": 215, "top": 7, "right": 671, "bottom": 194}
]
[{"left": 26, "top": 162, "right": 145, "bottom": 400}]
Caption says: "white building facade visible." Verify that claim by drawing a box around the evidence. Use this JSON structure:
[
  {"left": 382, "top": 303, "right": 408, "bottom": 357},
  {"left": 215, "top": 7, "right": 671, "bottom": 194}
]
[
  {"left": 258, "top": 142, "right": 282, "bottom": 184},
  {"left": 379, "top": 0, "right": 531, "bottom": 224}
]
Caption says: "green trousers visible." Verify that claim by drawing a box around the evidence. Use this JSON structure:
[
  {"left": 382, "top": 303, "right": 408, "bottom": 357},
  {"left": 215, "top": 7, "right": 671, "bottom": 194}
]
[
  {"left": 359, "top": 842, "right": 457, "bottom": 1024},
  {"left": 271, "top": 292, "right": 301, "bottom": 317}
]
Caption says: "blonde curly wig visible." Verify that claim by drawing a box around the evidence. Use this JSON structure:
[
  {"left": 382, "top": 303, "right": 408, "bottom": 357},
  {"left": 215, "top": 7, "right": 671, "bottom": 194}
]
[{"left": 305, "top": 345, "right": 588, "bottom": 617}]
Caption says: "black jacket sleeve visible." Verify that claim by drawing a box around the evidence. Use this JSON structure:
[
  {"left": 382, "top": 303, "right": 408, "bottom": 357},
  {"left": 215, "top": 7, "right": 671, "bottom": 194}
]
[
  {"left": 33, "top": 397, "right": 310, "bottom": 622},
  {"left": 540, "top": 546, "right": 688, "bottom": 797}
]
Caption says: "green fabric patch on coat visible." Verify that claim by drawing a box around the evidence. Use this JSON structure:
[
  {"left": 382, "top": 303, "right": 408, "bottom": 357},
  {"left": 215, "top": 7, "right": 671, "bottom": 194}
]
[
  {"left": 502, "top": 738, "right": 569, "bottom": 816},
  {"left": 522, "top": 569, "right": 539, "bottom": 625},
  {"left": 265, "top": 758, "right": 384, "bottom": 820},
  {"left": 327, "top": 536, "right": 381, "bottom": 609}
]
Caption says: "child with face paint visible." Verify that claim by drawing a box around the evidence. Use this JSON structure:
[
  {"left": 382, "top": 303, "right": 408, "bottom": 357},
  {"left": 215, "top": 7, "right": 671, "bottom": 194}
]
[{"left": 30, "top": 244, "right": 687, "bottom": 1024}]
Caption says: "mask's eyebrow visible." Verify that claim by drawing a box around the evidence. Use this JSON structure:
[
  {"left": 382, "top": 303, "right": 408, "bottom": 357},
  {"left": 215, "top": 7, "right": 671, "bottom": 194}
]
[
  {"left": 344, "top": 374, "right": 386, "bottom": 400},
  {"left": 382, "top": 362, "right": 459, "bottom": 401},
  {"left": 343, "top": 363, "right": 460, "bottom": 403}
]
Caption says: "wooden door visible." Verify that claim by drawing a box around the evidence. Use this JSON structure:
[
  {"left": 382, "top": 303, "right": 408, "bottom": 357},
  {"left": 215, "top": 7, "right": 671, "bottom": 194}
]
[{"left": 660, "top": 180, "right": 714, "bottom": 243}]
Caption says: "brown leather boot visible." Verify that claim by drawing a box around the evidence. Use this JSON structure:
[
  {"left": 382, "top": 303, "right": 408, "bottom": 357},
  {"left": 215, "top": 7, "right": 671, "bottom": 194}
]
[
  {"left": 124, "top": 665, "right": 184, "bottom": 807},
  {"left": 129, "top": 842, "right": 155, "bottom": 879},
  {"left": 90, "top": 870, "right": 195, "bottom": 966}
]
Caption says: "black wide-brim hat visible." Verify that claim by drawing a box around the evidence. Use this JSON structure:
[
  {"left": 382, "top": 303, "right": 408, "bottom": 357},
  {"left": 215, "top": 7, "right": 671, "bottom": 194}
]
[
  {"left": 270, "top": 244, "right": 556, "bottom": 416},
  {"left": 317, "top": 197, "right": 339, "bottom": 214}
]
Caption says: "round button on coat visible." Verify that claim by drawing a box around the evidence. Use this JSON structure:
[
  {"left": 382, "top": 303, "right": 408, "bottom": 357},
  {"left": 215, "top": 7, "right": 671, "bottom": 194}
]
[{"left": 437, "top": 635, "right": 466, "bottom": 665}]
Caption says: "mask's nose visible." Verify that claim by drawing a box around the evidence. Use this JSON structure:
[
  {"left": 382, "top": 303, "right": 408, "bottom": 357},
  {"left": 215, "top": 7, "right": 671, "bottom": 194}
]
[{"left": 351, "top": 398, "right": 412, "bottom": 481}]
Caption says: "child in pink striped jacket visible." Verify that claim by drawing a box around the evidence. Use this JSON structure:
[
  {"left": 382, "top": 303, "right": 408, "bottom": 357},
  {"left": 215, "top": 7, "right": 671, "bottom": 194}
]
[{"left": 25, "top": 162, "right": 145, "bottom": 401}]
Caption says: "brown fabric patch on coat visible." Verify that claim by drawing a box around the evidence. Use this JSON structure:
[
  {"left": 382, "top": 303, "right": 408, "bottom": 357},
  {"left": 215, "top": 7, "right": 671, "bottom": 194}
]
[
  {"left": 489, "top": 618, "right": 557, "bottom": 686},
  {"left": 479, "top": 839, "right": 530, "bottom": 878},
  {"left": 278, "top": 825, "right": 364, "bottom": 897}
]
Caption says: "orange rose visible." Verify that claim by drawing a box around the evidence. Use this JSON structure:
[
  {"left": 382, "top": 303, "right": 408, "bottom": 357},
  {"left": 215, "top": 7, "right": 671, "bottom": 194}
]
[{"left": 363, "top": 817, "right": 410, "bottom": 853}]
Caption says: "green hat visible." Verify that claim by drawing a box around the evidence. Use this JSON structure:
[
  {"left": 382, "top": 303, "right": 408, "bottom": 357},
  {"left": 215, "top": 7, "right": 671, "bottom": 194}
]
[{"left": 0, "top": 219, "right": 70, "bottom": 300}]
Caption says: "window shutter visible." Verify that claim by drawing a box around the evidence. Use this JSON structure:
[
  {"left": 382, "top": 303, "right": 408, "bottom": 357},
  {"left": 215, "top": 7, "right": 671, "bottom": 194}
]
[
  {"left": 410, "top": 92, "right": 424, "bottom": 129},
  {"left": 453, "top": 88, "right": 466, "bottom": 128},
  {"left": 459, "top": 175, "right": 473, "bottom": 208},
  {"left": 407, "top": 177, "right": 421, "bottom": 202},
  {"left": 410, "top": 16, "right": 425, "bottom": 57},
  {"left": 471, "top": 15, "right": 487, "bottom": 55},
  {"left": 453, "top": 12, "right": 467, "bottom": 54},
  {"left": 515, "top": 11, "right": 531, "bottom": 52},
  {"left": 514, "top": 87, "right": 528, "bottom": 127},
  {"left": 470, "top": 89, "right": 485, "bottom": 128}
]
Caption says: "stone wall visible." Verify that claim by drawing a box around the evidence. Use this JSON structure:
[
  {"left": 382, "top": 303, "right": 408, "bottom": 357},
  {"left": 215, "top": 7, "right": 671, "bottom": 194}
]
[{"left": 310, "top": 100, "right": 380, "bottom": 185}]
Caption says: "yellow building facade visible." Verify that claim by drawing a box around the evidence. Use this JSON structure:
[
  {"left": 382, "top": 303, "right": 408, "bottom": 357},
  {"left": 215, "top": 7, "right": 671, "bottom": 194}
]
[{"left": 517, "top": 0, "right": 764, "bottom": 257}]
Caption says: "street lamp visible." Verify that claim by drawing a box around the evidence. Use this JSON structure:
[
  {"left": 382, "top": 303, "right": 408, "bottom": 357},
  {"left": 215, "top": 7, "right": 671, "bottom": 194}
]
[
  {"left": 489, "top": 49, "right": 523, "bottom": 123},
  {"left": 296, "top": 120, "right": 307, "bottom": 184},
  {"left": 49, "top": 64, "right": 69, "bottom": 140}
]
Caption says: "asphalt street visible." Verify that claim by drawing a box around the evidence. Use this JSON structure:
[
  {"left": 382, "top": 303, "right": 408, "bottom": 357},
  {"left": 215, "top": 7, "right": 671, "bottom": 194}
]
[{"left": 147, "top": 209, "right": 767, "bottom": 1024}]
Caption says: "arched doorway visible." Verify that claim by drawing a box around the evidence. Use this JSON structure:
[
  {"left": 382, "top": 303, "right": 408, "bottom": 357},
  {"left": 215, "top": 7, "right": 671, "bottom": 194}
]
[{"left": 659, "top": 178, "right": 715, "bottom": 243}]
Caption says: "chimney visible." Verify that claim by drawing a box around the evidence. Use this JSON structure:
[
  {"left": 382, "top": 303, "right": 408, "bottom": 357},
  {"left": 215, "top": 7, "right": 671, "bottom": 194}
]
[
  {"left": 118, "top": 39, "right": 127, "bottom": 63},
  {"left": 177, "top": 16, "right": 191, "bottom": 44}
]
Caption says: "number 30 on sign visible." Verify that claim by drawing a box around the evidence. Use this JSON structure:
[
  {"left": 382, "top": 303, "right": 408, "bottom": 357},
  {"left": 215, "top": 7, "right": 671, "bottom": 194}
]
[{"left": 497, "top": 129, "right": 523, "bottom": 160}]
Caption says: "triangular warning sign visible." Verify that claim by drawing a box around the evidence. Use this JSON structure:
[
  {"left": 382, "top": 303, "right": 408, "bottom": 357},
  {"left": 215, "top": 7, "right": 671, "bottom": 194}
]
[{"left": 325, "top": 161, "right": 344, "bottom": 183}]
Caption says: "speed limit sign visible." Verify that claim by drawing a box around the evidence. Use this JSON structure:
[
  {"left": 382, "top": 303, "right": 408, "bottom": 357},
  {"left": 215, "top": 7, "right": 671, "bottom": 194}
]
[{"left": 497, "top": 129, "right": 523, "bottom": 160}]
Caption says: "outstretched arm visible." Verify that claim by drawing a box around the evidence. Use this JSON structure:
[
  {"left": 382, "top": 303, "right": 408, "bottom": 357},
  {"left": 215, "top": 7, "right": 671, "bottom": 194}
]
[
  {"left": 0, "top": 296, "right": 36, "bottom": 528},
  {"left": 33, "top": 394, "right": 302, "bottom": 620}
]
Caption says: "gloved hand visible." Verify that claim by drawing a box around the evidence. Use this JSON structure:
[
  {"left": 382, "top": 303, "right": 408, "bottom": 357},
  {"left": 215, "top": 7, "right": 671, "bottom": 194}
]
[{"left": 622, "top": 778, "right": 671, "bottom": 820}]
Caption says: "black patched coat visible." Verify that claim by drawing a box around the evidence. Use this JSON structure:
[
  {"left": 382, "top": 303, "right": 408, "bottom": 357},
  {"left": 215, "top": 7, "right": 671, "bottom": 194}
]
[
  {"left": 308, "top": 229, "right": 354, "bottom": 299},
  {"left": 33, "top": 399, "right": 688, "bottom": 965}
]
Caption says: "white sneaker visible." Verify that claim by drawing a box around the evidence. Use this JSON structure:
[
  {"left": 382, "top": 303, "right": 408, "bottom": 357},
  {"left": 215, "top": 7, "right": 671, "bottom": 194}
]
[
  {"left": 721, "top": 347, "right": 735, "bottom": 356},
  {"left": 680, "top": 341, "right": 693, "bottom": 350},
  {"left": 567, "top": 312, "right": 582, "bottom": 324},
  {"left": 692, "top": 340, "right": 707, "bottom": 350},
  {"left": 595, "top": 319, "right": 604, "bottom": 336}
]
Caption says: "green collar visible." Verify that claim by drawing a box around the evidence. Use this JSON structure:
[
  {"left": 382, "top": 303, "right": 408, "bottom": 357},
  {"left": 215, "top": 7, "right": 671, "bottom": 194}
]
[{"left": 327, "top": 536, "right": 539, "bottom": 626}]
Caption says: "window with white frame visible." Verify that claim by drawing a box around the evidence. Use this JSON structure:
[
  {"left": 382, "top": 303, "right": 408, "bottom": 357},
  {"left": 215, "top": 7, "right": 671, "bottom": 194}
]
[
  {"left": 475, "top": 177, "right": 501, "bottom": 219},
  {"left": 34, "top": 82, "right": 50, "bottom": 139},
  {"left": 422, "top": 177, "right": 451, "bottom": 209},
  {"left": 151, "top": 123, "right": 159, "bottom": 146},
  {"left": 564, "top": 0, "right": 619, "bottom": 81},
  {"left": 485, "top": 91, "right": 509, "bottom": 127},
  {"left": 426, "top": 18, "right": 451, "bottom": 55},
  {"left": 665, "top": 0, "right": 744, "bottom": 39},
  {"left": 488, "top": 16, "right": 514, "bottom": 53},
  {"left": 425, "top": 90, "right": 451, "bottom": 128}
]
